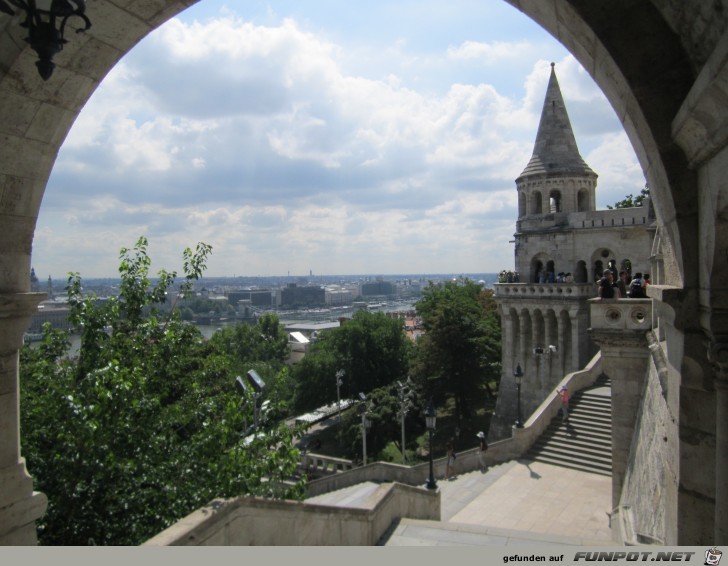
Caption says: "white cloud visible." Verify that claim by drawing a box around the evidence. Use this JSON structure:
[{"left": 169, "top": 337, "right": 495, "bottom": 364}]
[
  {"left": 35, "top": 5, "right": 645, "bottom": 278},
  {"left": 447, "top": 40, "right": 532, "bottom": 63}
]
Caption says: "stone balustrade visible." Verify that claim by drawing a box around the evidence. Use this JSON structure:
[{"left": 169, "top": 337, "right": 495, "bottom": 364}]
[
  {"left": 301, "top": 453, "right": 354, "bottom": 476},
  {"left": 494, "top": 282, "right": 597, "bottom": 299}
]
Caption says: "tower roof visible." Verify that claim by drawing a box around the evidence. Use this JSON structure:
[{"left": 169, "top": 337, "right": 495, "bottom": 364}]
[{"left": 517, "top": 63, "right": 596, "bottom": 181}]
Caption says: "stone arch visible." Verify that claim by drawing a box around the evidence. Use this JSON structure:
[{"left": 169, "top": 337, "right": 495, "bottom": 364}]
[
  {"left": 549, "top": 189, "right": 562, "bottom": 213},
  {"left": 0, "top": 0, "right": 720, "bottom": 545},
  {"left": 558, "top": 309, "right": 573, "bottom": 375},
  {"left": 575, "top": 260, "right": 588, "bottom": 283}
]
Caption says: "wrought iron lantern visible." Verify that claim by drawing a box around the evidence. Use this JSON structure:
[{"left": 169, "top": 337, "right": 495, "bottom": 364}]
[{"left": 0, "top": 0, "right": 92, "bottom": 80}]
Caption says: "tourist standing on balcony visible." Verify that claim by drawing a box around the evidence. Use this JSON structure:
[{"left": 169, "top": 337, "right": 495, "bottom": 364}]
[
  {"left": 598, "top": 270, "right": 619, "bottom": 299},
  {"left": 617, "top": 271, "right": 629, "bottom": 297}
]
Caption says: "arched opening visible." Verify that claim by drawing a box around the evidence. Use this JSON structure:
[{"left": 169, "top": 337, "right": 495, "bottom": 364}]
[
  {"left": 546, "top": 260, "right": 555, "bottom": 283},
  {"left": 0, "top": 0, "right": 718, "bottom": 547},
  {"left": 532, "top": 259, "right": 544, "bottom": 283},
  {"left": 549, "top": 190, "right": 561, "bottom": 213},
  {"left": 575, "top": 260, "right": 588, "bottom": 283}
]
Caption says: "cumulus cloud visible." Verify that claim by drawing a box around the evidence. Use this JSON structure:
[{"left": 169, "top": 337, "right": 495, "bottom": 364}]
[
  {"left": 35, "top": 6, "right": 645, "bottom": 278},
  {"left": 447, "top": 40, "right": 532, "bottom": 63}
]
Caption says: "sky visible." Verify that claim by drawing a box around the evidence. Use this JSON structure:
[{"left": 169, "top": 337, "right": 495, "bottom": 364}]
[{"left": 32, "top": 0, "right": 646, "bottom": 279}]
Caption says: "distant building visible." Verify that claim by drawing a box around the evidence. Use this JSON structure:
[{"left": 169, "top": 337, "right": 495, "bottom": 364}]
[
  {"left": 227, "top": 289, "right": 272, "bottom": 307},
  {"left": 29, "top": 268, "right": 40, "bottom": 292},
  {"left": 360, "top": 280, "right": 396, "bottom": 297},
  {"left": 281, "top": 284, "right": 325, "bottom": 307},
  {"left": 325, "top": 288, "right": 354, "bottom": 305},
  {"left": 28, "top": 302, "right": 72, "bottom": 333}
]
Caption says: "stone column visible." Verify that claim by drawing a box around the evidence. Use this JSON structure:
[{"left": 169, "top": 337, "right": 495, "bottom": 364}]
[
  {"left": 0, "top": 292, "right": 47, "bottom": 545},
  {"left": 589, "top": 299, "right": 652, "bottom": 510},
  {"left": 518, "top": 310, "right": 529, "bottom": 374},
  {"left": 557, "top": 313, "right": 566, "bottom": 377},
  {"left": 502, "top": 309, "right": 515, "bottom": 373},
  {"left": 710, "top": 341, "right": 728, "bottom": 543}
]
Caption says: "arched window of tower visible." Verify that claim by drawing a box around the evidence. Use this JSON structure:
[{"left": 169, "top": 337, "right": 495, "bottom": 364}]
[{"left": 549, "top": 190, "right": 561, "bottom": 213}]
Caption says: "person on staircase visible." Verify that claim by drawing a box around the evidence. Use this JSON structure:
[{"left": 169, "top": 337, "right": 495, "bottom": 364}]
[{"left": 559, "top": 386, "right": 570, "bottom": 422}]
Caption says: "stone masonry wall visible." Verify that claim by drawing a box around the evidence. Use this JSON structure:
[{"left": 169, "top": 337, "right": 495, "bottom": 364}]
[{"left": 619, "top": 340, "right": 676, "bottom": 543}]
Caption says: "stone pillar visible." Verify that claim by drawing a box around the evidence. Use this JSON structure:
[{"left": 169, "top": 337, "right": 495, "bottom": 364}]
[
  {"left": 0, "top": 292, "right": 47, "bottom": 545},
  {"left": 557, "top": 313, "right": 566, "bottom": 377},
  {"left": 502, "top": 310, "right": 515, "bottom": 373},
  {"left": 710, "top": 341, "right": 728, "bottom": 543},
  {"left": 589, "top": 299, "right": 652, "bottom": 510},
  {"left": 518, "top": 310, "right": 529, "bottom": 374}
]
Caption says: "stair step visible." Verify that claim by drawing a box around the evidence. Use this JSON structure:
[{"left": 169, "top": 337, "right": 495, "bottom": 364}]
[
  {"left": 528, "top": 379, "right": 613, "bottom": 476},
  {"left": 529, "top": 443, "right": 612, "bottom": 465},
  {"left": 523, "top": 455, "right": 612, "bottom": 477}
]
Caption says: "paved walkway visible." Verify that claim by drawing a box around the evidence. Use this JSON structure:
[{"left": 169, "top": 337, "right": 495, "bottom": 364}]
[
  {"left": 305, "top": 457, "right": 614, "bottom": 546},
  {"left": 384, "top": 459, "right": 614, "bottom": 546}
]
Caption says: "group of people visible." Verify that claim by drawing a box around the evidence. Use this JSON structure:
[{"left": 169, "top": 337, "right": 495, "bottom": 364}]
[
  {"left": 537, "top": 271, "right": 574, "bottom": 283},
  {"left": 497, "top": 270, "right": 521, "bottom": 283},
  {"left": 443, "top": 431, "right": 490, "bottom": 480},
  {"left": 597, "top": 269, "right": 650, "bottom": 299}
]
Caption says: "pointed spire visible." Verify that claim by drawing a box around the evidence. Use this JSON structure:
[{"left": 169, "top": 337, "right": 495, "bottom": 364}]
[{"left": 518, "top": 63, "right": 595, "bottom": 180}]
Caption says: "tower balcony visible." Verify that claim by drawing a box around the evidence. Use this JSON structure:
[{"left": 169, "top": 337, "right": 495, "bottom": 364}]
[{"left": 493, "top": 282, "right": 597, "bottom": 300}]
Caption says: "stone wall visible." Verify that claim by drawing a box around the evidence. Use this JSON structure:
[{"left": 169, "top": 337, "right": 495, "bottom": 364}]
[
  {"left": 618, "top": 333, "right": 676, "bottom": 544},
  {"left": 143, "top": 482, "right": 439, "bottom": 546}
]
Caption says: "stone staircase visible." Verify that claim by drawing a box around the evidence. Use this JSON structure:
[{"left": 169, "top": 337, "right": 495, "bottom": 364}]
[{"left": 525, "top": 375, "right": 612, "bottom": 476}]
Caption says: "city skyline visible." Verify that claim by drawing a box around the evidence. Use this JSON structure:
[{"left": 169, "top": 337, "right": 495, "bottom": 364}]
[{"left": 32, "top": 0, "right": 646, "bottom": 278}]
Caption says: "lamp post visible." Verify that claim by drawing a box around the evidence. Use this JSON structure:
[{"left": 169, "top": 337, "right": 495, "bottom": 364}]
[
  {"left": 514, "top": 364, "right": 524, "bottom": 429},
  {"left": 397, "top": 380, "right": 413, "bottom": 465},
  {"left": 246, "top": 369, "right": 266, "bottom": 430},
  {"left": 357, "top": 392, "right": 372, "bottom": 466},
  {"left": 335, "top": 369, "right": 345, "bottom": 426},
  {"left": 0, "top": 0, "right": 92, "bottom": 80},
  {"left": 425, "top": 398, "right": 437, "bottom": 490},
  {"left": 234, "top": 376, "right": 250, "bottom": 434}
]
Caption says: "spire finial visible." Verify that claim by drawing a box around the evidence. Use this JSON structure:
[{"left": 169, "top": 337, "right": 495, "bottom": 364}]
[{"left": 550, "top": 62, "right": 555, "bottom": 69}]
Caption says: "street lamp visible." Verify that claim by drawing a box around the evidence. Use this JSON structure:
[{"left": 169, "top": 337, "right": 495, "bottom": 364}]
[
  {"left": 397, "top": 380, "right": 413, "bottom": 465},
  {"left": 246, "top": 369, "right": 266, "bottom": 430},
  {"left": 0, "top": 0, "right": 92, "bottom": 80},
  {"left": 335, "top": 369, "right": 345, "bottom": 426},
  {"left": 357, "top": 392, "right": 372, "bottom": 466},
  {"left": 234, "top": 376, "right": 250, "bottom": 434},
  {"left": 425, "top": 398, "right": 437, "bottom": 490},
  {"left": 514, "top": 364, "right": 524, "bottom": 429}
]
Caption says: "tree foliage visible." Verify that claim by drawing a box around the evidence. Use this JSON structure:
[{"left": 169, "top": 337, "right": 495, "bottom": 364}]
[
  {"left": 606, "top": 185, "right": 650, "bottom": 209},
  {"left": 20, "top": 237, "right": 304, "bottom": 545},
  {"left": 412, "top": 279, "right": 501, "bottom": 423},
  {"left": 291, "top": 310, "right": 412, "bottom": 413}
]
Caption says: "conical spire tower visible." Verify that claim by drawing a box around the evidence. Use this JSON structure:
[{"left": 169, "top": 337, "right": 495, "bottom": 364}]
[{"left": 518, "top": 63, "right": 595, "bottom": 181}]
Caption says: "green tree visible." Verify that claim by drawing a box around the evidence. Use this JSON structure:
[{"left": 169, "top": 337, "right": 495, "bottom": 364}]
[
  {"left": 20, "top": 237, "right": 304, "bottom": 545},
  {"left": 412, "top": 279, "right": 501, "bottom": 424},
  {"left": 291, "top": 310, "right": 412, "bottom": 413},
  {"left": 606, "top": 184, "right": 650, "bottom": 209}
]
